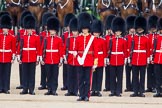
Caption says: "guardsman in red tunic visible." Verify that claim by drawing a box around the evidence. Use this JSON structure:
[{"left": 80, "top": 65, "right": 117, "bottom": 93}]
[
  {"left": 104, "top": 15, "right": 115, "bottom": 92},
  {"left": 0, "top": 14, "right": 16, "bottom": 94},
  {"left": 124, "top": 15, "right": 136, "bottom": 92},
  {"left": 91, "top": 19, "right": 106, "bottom": 97},
  {"left": 64, "top": 17, "right": 79, "bottom": 96},
  {"left": 145, "top": 15, "right": 159, "bottom": 93},
  {"left": 17, "top": 15, "right": 40, "bottom": 95},
  {"left": 130, "top": 16, "right": 150, "bottom": 97},
  {"left": 16, "top": 10, "right": 32, "bottom": 90},
  {"left": 61, "top": 13, "right": 75, "bottom": 91},
  {"left": 38, "top": 12, "right": 55, "bottom": 90},
  {"left": 76, "top": 12, "right": 98, "bottom": 101},
  {"left": 152, "top": 18, "right": 162, "bottom": 97},
  {"left": 108, "top": 17, "right": 127, "bottom": 97},
  {"left": 40, "top": 17, "right": 63, "bottom": 96}
]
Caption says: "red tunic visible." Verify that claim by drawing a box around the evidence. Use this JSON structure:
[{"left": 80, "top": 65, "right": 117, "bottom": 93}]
[
  {"left": 17, "top": 34, "right": 40, "bottom": 63},
  {"left": 75, "top": 34, "right": 98, "bottom": 67},
  {"left": 96, "top": 37, "right": 107, "bottom": 67},
  {"left": 40, "top": 35, "right": 63, "bottom": 64},
  {"left": 0, "top": 33, "right": 16, "bottom": 63},
  {"left": 131, "top": 35, "right": 150, "bottom": 66},
  {"left": 153, "top": 35, "right": 162, "bottom": 64},
  {"left": 109, "top": 37, "right": 127, "bottom": 66}
]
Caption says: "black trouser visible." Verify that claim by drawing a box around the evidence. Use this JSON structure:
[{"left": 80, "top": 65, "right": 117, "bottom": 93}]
[
  {"left": 110, "top": 65, "right": 123, "bottom": 95},
  {"left": 146, "top": 64, "right": 155, "bottom": 89},
  {"left": 125, "top": 63, "right": 132, "bottom": 90},
  {"left": 154, "top": 64, "right": 162, "bottom": 93},
  {"left": 40, "top": 64, "right": 47, "bottom": 87},
  {"left": 92, "top": 67, "right": 103, "bottom": 91},
  {"left": 0, "top": 63, "right": 11, "bottom": 91},
  {"left": 105, "top": 65, "right": 110, "bottom": 90},
  {"left": 63, "top": 64, "right": 68, "bottom": 88},
  {"left": 78, "top": 66, "right": 92, "bottom": 98},
  {"left": 132, "top": 65, "right": 146, "bottom": 94},
  {"left": 45, "top": 64, "right": 59, "bottom": 92},
  {"left": 67, "top": 65, "right": 79, "bottom": 94},
  {"left": 22, "top": 62, "right": 36, "bottom": 92},
  {"left": 19, "top": 64, "right": 23, "bottom": 87}
]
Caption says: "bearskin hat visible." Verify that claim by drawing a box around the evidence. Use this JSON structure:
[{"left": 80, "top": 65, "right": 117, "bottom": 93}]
[
  {"left": 111, "top": 17, "right": 125, "bottom": 33},
  {"left": 42, "top": 12, "right": 55, "bottom": 26},
  {"left": 78, "top": 12, "right": 92, "bottom": 32},
  {"left": 158, "top": 18, "right": 162, "bottom": 30},
  {"left": 69, "top": 17, "right": 78, "bottom": 32},
  {"left": 0, "top": 11, "right": 10, "bottom": 18},
  {"left": 64, "top": 13, "right": 75, "bottom": 27},
  {"left": 91, "top": 19, "right": 103, "bottom": 34},
  {"left": 23, "top": 15, "right": 36, "bottom": 29},
  {"left": 126, "top": 15, "right": 136, "bottom": 30},
  {"left": 134, "top": 16, "right": 147, "bottom": 33},
  {"left": 20, "top": 10, "right": 32, "bottom": 28},
  {"left": 148, "top": 15, "right": 158, "bottom": 30},
  {"left": 105, "top": 14, "right": 116, "bottom": 30},
  {"left": 0, "top": 14, "right": 12, "bottom": 29},
  {"left": 47, "top": 17, "right": 60, "bottom": 32}
]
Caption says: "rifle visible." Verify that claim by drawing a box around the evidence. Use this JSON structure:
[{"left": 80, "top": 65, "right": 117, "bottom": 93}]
[
  {"left": 20, "top": 38, "right": 24, "bottom": 60},
  {"left": 152, "top": 34, "right": 157, "bottom": 63},
  {"left": 107, "top": 34, "right": 113, "bottom": 60},
  {"left": 42, "top": 38, "right": 47, "bottom": 61},
  {"left": 129, "top": 34, "right": 134, "bottom": 66}
]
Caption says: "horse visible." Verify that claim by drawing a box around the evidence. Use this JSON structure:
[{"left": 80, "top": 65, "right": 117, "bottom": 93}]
[
  {"left": 149, "top": 0, "right": 162, "bottom": 18},
  {"left": 141, "top": 0, "right": 151, "bottom": 18},
  {"left": 27, "top": 0, "right": 45, "bottom": 33},
  {"left": 97, "top": 0, "right": 117, "bottom": 23},
  {"left": 119, "top": 0, "right": 139, "bottom": 19},
  {"left": 112, "top": 0, "right": 139, "bottom": 19},
  {"left": 4, "top": 0, "right": 23, "bottom": 31}
]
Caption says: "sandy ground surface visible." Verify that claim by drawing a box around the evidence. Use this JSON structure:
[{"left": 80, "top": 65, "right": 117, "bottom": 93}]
[{"left": 0, "top": 62, "right": 162, "bottom": 108}]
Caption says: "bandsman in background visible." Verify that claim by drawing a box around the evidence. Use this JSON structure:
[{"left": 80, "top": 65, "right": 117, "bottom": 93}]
[
  {"left": 17, "top": 15, "right": 40, "bottom": 95},
  {"left": 0, "top": 14, "right": 16, "bottom": 94},
  {"left": 64, "top": 17, "right": 79, "bottom": 96},
  {"left": 40, "top": 17, "right": 63, "bottom": 96},
  {"left": 91, "top": 19, "right": 106, "bottom": 97},
  {"left": 129, "top": 16, "right": 150, "bottom": 97},
  {"left": 61, "top": 13, "right": 75, "bottom": 91},
  {"left": 151, "top": 18, "right": 162, "bottom": 97},
  {"left": 104, "top": 15, "right": 116, "bottom": 92},
  {"left": 108, "top": 17, "right": 127, "bottom": 97},
  {"left": 76, "top": 12, "right": 98, "bottom": 101},
  {"left": 124, "top": 15, "right": 136, "bottom": 92},
  {"left": 16, "top": 10, "right": 32, "bottom": 90},
  {"left": 38, "top": 12, "right": 55, "bottom": 90},
  {"left": 146, "top": 15, "right": 159, "bottom": 93}
]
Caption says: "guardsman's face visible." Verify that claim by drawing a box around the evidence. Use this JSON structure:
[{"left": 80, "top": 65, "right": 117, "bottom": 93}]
[
  {"left": 82, "top": 28, "right": 89, "bottom": 34},
  {"left": 27, "top": 29, "right": 32, "bottom": 35},
  {"left": 129, "top": 28, "right": 135, "bottom": 34},
  {"left": 2, "top": 28, "right": 9, "bottom": 34},
  {"left": 137, "top": 28, "right": 144, "bottom": 33},
  {"left": 115, "top": 31, "right": 122, "bottom": 36},
  {"left": 49, "top": 30, "right": 56, "bottom": 36},
  {"left": 150, "top": 28, "right": 157, "bottom": 33},
  {"left": 93, "top": 32, "right": 100, "bottom": 37},
  {"left": 72, "top": 31, "right": 79, "bottom": 37}
]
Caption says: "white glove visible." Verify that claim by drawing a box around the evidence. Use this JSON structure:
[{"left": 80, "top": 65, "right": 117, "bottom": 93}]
[
  {"left": 147, "top": 57, "right": 150, "bottom": 64},
  {"left": 12, "top": 54, "right": 15, "bottom": 61},
  {"left": 104, "top": 58, "right": 107, "bottom": 66},
  {"left": 106, "top": 58, "right": 110, "bottom": 65},
  {"left": 17, "top": 55, "right": 20, "bottom": 61},
  {"left": 127, "top": 57, "right": 131, "bottom": 64},
  {"left": 150, "top": 55, "right": 153, "bottom": 62},
  {"left": 124, "top": 58, "right": 127, "bottom": 65}
]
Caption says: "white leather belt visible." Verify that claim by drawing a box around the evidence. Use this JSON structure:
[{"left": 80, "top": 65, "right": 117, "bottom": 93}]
[
  {"left": 111, "top": 52, "right": 123, "bottom": 54},
  {"left": 46, "top": 49, "right": 58, "bottom": 52},
  {"left": 156, "top": 50, "right": 162, "bottom": 53},
  {"left": 133, "top": 50, "right": 146, "bottom": 53},
  {"left": 69, "top": 51, "right": 76, "bottom": 54},
  {"left": 23, "top": 48, "right": 36, "bottom": 50},
  {"left": 98, "top": 51, "right": 103, "bottom": 54},
  {"left": 0, "top": 49, "right": 11, "bottom": 52}
]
